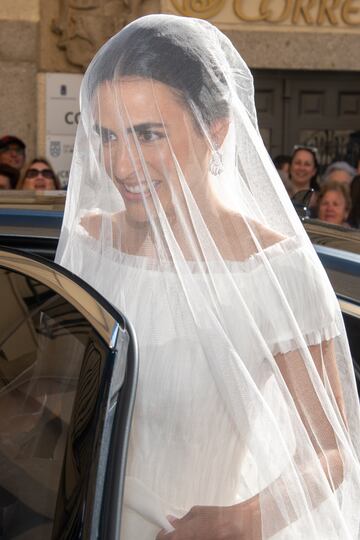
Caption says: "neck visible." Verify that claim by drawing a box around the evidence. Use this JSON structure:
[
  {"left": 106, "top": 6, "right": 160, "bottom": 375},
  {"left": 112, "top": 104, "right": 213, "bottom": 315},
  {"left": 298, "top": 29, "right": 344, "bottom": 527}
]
[{"left": 292, "top": 180, "right": 311, "bottom": 193}]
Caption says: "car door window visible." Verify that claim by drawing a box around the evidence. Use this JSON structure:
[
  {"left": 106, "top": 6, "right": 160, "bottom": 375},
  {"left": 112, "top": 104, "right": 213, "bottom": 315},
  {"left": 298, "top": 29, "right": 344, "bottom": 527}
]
[{"left": 0, "top": 266, "right": 115, "bottom": 539}]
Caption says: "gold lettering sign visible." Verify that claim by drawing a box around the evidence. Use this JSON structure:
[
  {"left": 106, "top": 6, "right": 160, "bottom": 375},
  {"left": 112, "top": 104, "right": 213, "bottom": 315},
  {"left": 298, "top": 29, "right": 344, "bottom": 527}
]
[
  {"left": 234, "top": 0, "right": 268, "bottom": 20},
  {"left": 171, "top": 0, "right": 360, "bottom": 26},
  {"left": 170, "top": 0, "right": 225, "bottom": 18},
  {"left": 317, "top": 0, "right": 340, "bottom": 25},
  {"left": 293, "top": 0, "right": 317, "bottom": 24},
  {"left": 342, "top": 0, "right": 360, "bottom": 24},
  {"left": 264, "top": 0, "right": 293, "bottom": 23}
]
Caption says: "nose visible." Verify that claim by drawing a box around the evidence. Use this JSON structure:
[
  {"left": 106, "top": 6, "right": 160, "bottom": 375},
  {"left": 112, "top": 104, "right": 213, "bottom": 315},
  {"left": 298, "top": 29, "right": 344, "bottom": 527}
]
[{"left": 111, "top": 141, "right": 139, "bottom": 181}]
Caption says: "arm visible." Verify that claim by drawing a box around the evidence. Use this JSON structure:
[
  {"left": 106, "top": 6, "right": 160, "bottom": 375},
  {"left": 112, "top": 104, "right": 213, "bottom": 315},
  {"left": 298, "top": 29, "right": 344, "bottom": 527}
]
[
  {"left": 275, "top": 340, "right": 346, "bottom": 489},
  {"left": 157, "top": 340, "right": 348, "bottom": 540}
]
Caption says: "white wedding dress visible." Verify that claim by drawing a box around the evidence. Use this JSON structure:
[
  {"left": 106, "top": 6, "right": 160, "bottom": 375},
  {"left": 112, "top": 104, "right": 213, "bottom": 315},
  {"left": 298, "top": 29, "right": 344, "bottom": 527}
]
[{"left": 64, "top": 223, "right": 343, "bottom": 539}]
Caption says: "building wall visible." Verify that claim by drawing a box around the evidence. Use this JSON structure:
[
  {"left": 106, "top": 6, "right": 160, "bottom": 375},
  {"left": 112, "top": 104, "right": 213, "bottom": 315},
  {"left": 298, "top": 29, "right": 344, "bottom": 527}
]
[
  {"left": 163, "top": 0, "right": 360, "bottom": 71},
  {"left": 0, "top": 0, "right": 359, "bottom": 162},
  {"left": 0, "top": 0, "right": 40, "bottom": 161}
]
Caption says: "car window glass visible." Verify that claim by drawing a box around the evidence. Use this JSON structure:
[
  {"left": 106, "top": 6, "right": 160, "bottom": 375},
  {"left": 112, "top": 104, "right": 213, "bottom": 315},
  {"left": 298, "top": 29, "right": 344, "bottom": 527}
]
[{"left": 0, "top": 266, "right": 108, "bottom": 539}]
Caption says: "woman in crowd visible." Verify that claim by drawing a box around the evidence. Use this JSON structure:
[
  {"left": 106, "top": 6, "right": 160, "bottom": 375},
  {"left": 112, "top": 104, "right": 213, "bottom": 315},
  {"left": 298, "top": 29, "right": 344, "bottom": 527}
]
[
  {"left": 56, "top": 15, "right": 360, "bottom": 539},
  {"left": 17, "top": 158, "right": 60, "bottom": 190},
  {"left": 322, "top": 161, "right": 356, "bottom": 186},
  {"left": 289, "top": 146, "right": 319, "bottom": 194},
  {"left": 317, "top": 181, "right": 351, "bottom": 227},
  {"left": 288, "top": 146, "right": 320, "bottom": 214}
]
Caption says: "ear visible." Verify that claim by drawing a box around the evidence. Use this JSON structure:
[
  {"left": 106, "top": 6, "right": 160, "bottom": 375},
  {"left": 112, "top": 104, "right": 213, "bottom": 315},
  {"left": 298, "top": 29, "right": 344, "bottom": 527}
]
[{"left": 210, "top": 117, "right": 229, "bottom": 148}]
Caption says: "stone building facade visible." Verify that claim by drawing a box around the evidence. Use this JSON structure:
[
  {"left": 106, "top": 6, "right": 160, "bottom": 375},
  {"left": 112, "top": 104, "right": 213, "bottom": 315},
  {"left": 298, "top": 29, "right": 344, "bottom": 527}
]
[{"left": 1, "top": 0, "right": 359, "bottom": 178}]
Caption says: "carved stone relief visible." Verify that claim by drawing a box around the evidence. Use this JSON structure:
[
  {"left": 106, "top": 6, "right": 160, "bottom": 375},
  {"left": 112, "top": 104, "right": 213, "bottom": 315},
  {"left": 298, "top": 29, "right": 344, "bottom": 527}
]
[{"left": 52, "top": 0, "right": 160, "bottom": 69}]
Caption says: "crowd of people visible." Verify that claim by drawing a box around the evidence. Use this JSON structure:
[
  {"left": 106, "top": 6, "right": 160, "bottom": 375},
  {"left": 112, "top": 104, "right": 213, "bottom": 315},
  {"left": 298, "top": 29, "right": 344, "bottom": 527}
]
[
  {"left": 0, "top": 133, "right": 359, "bottom": 229},
  {"left": 0, "top": 135, "right": 59, "bottom": 191},
  {"left": 273, "top": 146, "right": 360, "bottom": 229}
]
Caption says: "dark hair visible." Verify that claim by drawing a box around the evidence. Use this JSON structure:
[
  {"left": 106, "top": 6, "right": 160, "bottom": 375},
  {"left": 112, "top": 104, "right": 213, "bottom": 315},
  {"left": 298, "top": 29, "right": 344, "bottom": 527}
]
[
  {"left": 18, "top": 157, "right": 60, "bottom": 190},
  {"left": 273, "top": 154, "right": 291, "bottom": 170},
  {"left": 0, "top": 135, "right": 26, "bottom": 151},
  {"left": 318, "top": 180, "right": 352, "bottom": 213},
  {"left": 290, "top": 146, "right": 319, "bottom": 191},
  {"left": 86, "top": 17, "right": 229, "bottom": 129},
  {"left": 0, "top": 163, "right": 19, "bottom": 188},
  {"left": 348, "top": 174, "right": 360, "bottom": 228}
]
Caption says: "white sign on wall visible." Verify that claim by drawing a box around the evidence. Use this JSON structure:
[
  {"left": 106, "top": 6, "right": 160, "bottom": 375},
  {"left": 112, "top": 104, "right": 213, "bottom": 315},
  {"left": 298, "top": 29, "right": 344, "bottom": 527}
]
[{"left": 45, "top": 73, "right": 83, "bottom": 188}]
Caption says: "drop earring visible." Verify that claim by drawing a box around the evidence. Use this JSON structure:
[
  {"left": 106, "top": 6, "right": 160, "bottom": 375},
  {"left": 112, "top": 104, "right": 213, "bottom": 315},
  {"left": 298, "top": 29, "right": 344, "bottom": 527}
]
[{"left": 209, "top": 147, "right": 223, "bottom": 176}]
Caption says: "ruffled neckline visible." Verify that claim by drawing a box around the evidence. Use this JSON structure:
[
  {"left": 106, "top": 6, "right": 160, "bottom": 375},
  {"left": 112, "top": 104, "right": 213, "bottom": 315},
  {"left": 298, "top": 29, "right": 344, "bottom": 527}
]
[{"left": 75, "top": 222, "right": 306, "bottom": 275}]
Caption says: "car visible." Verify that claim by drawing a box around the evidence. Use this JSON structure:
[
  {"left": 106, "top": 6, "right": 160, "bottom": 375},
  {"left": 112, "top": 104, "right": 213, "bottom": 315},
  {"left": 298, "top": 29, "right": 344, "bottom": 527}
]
[
  {"left": 0, "top": 192, "right": 138, "bottom": 539},
  {"left": 291, "top": 190, "right": 360, "bottom": 390},
  {"left": 0, "top": 191, "right": 64, "bottom": 259},
  {"left": 303, "top": 218, "right": 360, "bottom": 392},
  {"left": 0, "top": 193, "right": 358, "bottom": 539}
]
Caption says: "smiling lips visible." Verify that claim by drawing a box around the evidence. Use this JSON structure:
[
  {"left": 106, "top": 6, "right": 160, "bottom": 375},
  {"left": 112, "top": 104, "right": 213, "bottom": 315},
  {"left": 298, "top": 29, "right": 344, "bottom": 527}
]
[
  {"left": 294, "top": 171, "right": 310, "bottom": 180},
  {"left": 120, "top": 180, "right": 161, "bottom": 201}
]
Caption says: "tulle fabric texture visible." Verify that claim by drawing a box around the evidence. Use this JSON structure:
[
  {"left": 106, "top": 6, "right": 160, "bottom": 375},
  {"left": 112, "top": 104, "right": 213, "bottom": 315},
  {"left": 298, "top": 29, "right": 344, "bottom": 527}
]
[{"left": 56, "top": 14, "right": 360, "bottom": 539}]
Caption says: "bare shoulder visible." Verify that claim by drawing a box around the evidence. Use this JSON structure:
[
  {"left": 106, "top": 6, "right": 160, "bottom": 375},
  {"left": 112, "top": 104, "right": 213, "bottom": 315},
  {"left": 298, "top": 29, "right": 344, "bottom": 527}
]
[
  {"left": 217, "top": 209, "right": 286, "bottom": 260},
  {"left": 248, "top": 218, "right": 286, "bottom": 249}
]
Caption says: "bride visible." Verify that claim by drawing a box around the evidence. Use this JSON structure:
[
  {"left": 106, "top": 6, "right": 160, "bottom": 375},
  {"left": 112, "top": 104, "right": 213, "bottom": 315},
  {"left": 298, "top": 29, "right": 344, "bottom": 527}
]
[{"left": 56, "top": 14, "right": 360, "bottom": 539}]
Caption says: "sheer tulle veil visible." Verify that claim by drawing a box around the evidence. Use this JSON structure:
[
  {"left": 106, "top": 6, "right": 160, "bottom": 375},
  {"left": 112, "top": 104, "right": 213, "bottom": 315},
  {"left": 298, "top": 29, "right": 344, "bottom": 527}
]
[{"left": 56, "top": 14, "right": 360, "bottom": 539}]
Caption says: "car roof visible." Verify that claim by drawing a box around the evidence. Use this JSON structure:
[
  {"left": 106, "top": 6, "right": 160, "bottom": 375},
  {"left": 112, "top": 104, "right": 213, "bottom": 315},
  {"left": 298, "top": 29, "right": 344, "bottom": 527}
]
[
  {"left": 0, "top": 190, "right": 66, "bottom": 208},
  {"left": 303, "top": 219, "right": 360, "bottom": 256}
]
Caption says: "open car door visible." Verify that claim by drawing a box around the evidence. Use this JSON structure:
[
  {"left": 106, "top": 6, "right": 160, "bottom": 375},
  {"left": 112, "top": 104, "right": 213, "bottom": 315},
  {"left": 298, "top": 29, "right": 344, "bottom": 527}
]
[{"left": 0, "top": 248, "right": 138, "bottom": 540}]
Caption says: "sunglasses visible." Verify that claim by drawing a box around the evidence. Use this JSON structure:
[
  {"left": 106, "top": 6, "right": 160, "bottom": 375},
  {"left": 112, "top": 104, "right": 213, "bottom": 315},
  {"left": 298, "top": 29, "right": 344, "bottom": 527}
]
[
  {"left": 25, "top": 168, "right": 55, "bottom": 179},
  {"left": 292, "top": 145, "right": 320, "bottom": 161}
]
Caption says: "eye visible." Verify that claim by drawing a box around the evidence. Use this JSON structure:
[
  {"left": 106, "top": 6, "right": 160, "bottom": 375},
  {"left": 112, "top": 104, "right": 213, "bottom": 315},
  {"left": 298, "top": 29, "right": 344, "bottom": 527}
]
[
  {"left": 101, "top": 129, "right": 117, "bottom": 144},
  {"left": 136, "top": 129, "right": 164, "bottom": 143},
  {"left": 94, "top": 125, "right": 117, "bottom": 144}
]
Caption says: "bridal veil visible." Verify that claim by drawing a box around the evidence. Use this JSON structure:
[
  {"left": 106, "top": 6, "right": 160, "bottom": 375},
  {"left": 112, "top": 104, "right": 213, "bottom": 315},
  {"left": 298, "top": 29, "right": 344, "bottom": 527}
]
[{"left": 56, "top": 14, "right": 360, "bottom": 539}]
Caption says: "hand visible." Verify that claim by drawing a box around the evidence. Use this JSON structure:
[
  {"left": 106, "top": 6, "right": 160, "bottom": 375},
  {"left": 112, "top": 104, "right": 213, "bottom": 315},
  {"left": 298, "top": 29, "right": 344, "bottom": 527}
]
[{"left": 156, "top": 498, "right": 261, "bottom": 540}]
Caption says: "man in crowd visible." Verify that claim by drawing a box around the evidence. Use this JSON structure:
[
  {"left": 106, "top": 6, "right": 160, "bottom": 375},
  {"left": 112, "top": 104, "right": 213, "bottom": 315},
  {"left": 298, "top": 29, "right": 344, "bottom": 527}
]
[{"left": 0, "top": 136, "right": 26, "bottom": 173}]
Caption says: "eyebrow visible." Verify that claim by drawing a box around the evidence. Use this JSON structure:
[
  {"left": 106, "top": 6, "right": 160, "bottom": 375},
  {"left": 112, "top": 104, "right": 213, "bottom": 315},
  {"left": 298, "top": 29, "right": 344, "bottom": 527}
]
[{"left": 94, "top": 122, "right": 167, "bottom": 136}]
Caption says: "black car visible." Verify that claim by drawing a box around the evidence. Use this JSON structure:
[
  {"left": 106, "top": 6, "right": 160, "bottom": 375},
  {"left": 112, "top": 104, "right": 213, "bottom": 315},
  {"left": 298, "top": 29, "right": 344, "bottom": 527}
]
[{"left": 0, "top": 193, "right": 138, "bottom": 539}]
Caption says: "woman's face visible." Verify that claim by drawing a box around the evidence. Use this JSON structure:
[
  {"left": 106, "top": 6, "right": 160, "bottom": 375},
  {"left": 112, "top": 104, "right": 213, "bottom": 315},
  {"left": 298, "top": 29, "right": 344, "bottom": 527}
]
[
  {"left": 95, "top": 78, "right": 211, "bottom": 224},
  {"left": 318, "top": 190, "right": 348, "bottom": 225},
  {"left": 290, "top": 149, "right": 317, "bottom": 189},
  {"left": 22, "top": 161, "right": 56, "bottom": 190}
]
